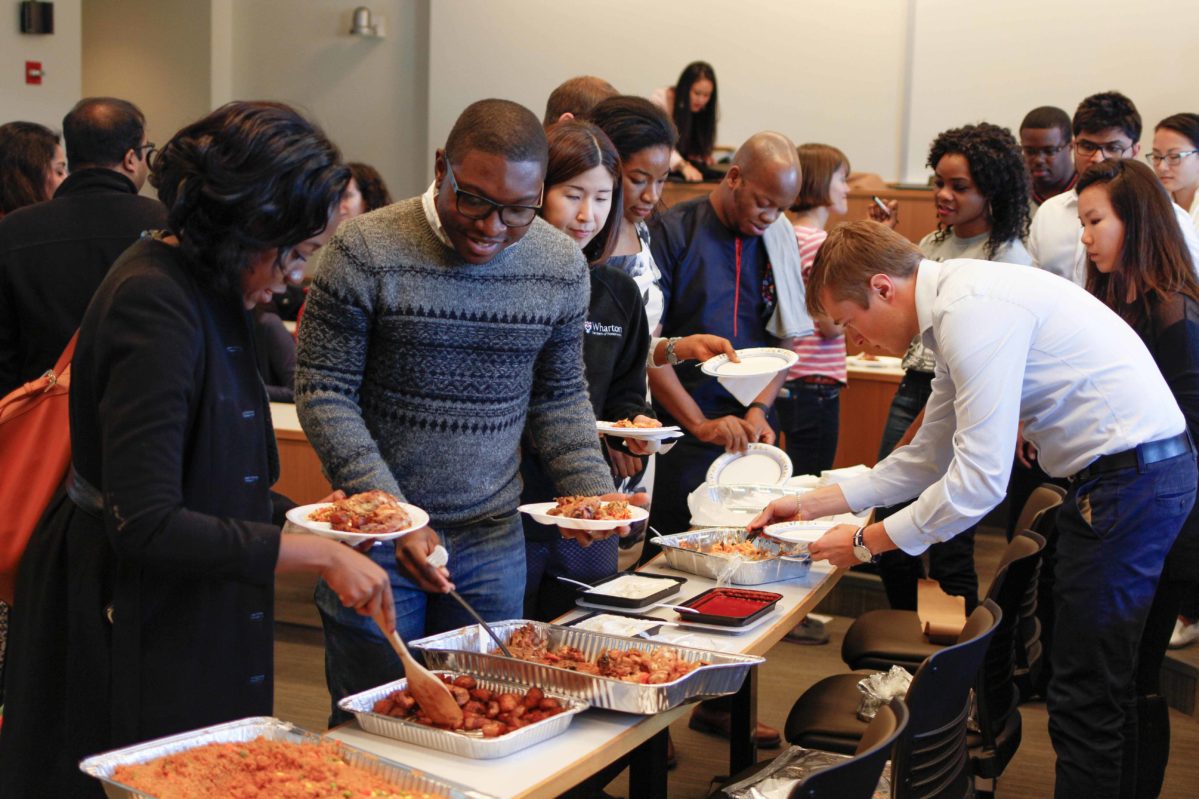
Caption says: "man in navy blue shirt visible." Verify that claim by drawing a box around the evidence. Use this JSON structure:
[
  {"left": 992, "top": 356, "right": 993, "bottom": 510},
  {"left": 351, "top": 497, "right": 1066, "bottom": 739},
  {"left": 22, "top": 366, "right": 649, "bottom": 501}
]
[{"left": 647, "top": 132, "right": 803, "bottom": 538}]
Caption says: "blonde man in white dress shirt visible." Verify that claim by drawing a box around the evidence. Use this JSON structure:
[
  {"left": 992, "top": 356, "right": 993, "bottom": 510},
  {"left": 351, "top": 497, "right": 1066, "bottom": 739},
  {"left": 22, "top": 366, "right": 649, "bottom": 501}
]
[{"left": 751, "top": 220, "right": 1196, "bottom": 799}]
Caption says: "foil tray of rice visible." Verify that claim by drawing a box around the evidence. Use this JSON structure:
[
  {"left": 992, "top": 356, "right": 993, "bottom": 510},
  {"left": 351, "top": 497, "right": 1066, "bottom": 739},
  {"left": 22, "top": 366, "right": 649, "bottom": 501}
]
[{"left": 79, "top": 716, "right": 495, "bottom": 799}]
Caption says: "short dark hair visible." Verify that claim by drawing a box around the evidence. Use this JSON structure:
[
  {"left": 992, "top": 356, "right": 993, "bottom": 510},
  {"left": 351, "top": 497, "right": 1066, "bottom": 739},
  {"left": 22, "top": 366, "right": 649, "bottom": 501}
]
[
  {"left": 793, "top": 143, "right": 850, "bottom": 212},
  {"left": 445, "top": 99, "right": 547, "bottom": 170},
  {"left": 927, "top": 122, "right": 1031, "bottom": 259},
  {"left": 671, "top": 61, "right": 718, "bottom": 162},
  {"left": 150, "top": 101, "right": 349, "bottom": 292},
  {"left": 1020, "top": 106, "right": 1072, "bottom": 141},
  {"left": 544, "top": 120, "right": 623, "bottom": 264},
  {"left": 0, "top": 121, "right": 59, "bottom": 214},
  {"left": 348, "top": 162, "right": 392, "bottom": 212},
  {"left": 62, "top": 97, "right": 146, "bottom": 170},
  {"left": 543, "top": 76, "right": 618, "bottom": 126},
  {"left": 588, "top": 95, "right": 678, "bottom": 161},
  {"left": 1078, "top": 158, "right": 1199, "bottom": 327},
  {"left": 1073, "top": 91, "right": 1141, "bottom": 142},
  {"left": 1155, "top": 113, "right": 1199, "bottom": 150}
]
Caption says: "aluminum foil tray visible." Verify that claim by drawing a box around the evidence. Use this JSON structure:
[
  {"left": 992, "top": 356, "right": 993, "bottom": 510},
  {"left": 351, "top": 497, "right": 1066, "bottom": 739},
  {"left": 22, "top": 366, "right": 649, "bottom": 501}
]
[
  {"left": 652, "top": 528, "right": 810, "bottom": 585},
  {"left": 339, "top": 671, "right": 589, "bottom": 759},
  {"left": 411, "top": 620, "right": 763, "bottom": 714},
  {"left": 79, "top": 716, "right": 495, "bottom": 799}
]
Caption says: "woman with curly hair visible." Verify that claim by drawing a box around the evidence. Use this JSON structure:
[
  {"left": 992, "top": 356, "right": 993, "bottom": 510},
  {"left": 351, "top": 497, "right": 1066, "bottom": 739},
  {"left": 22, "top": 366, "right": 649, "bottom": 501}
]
[
  {"left": 871, "top": 122, "right": 1032, "bottom": 614},
  {"left": 0, "top": 120, "right": 66, "bottom": 216},
  {"left": 650, "top": 61, "right": 719, "bottom": 182},
  {"left": 0, "top": 101, "right": 393, "bottom": 798}
]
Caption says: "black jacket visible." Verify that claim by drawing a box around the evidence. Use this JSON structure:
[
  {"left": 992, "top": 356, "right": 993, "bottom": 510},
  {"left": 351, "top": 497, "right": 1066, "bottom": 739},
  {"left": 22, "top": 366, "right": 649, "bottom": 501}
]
[
  {"left": 0, "top": 238, "right": 288, "bottom": 798},
  {"left": 0, "top": 168, "right": 167, "bottom": 394}
]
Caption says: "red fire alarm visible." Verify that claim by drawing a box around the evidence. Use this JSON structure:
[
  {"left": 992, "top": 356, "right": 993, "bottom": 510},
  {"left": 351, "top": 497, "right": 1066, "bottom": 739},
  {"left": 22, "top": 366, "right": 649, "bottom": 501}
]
[{"left": 25, "top": 61, "right": 43, "bottom": 85}]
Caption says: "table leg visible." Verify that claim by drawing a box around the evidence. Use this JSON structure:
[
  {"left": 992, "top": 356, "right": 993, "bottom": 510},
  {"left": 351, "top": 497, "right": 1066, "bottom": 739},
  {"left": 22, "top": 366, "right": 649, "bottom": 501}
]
[
  {"left": 729, "top": 666, "right": 758, "bottom": 774},
  {"left": 628, "top": 727, "right": 669, "bottom": 799}
]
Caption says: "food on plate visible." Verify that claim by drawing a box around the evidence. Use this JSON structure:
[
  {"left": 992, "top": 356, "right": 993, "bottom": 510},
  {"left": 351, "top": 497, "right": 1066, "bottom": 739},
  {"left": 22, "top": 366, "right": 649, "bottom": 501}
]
[
  {"left": 111, "top": 737, "right": 438, "bottom": 798},
  {"left": 309, "top": 489, "right": 412, "bottom": 534},
  {"left": 546, "top": 495, "right": 632, "bottom": 521},
  {"left": 371, "top": 674, "right": 566, "bottom": 737},
  {"left": 502, "top": 623, "right": 704, "bottom": 684},
  {"left": 610, "top": 418, "right": 663, "bottom": 429},
  {"left": 678, "top": 537, "right": 774, "bottom": 560}
]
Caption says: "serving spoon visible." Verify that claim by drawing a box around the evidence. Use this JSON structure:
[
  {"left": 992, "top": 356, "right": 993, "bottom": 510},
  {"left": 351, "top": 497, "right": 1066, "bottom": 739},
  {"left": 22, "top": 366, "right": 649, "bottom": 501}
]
[{"left": 372, "top": 617, "right": 463, "bottom": 727}]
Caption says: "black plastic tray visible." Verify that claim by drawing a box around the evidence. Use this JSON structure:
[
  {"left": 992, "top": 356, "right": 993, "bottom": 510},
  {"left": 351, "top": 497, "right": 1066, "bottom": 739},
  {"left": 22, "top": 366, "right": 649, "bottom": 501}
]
[
  {"left": 677, "top": 587, "right": 783, "bottom": 627},
  {"left": 577, "top": 572, "right": 686, "bottom": 608}
]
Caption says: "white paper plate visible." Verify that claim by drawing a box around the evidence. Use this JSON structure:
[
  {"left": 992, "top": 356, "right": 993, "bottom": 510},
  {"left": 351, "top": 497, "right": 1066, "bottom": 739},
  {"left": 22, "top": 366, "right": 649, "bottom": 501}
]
[
  {"left": 285, "top": 502, "right": 429, "bottom": 543},
  {"left": 706, "top": 444, "right": 793, "bottom": 486},
  {"left": 701, "top": 347, "right": 798, "bottom": 378},
  {"left": 763, "top": 520, "right": 838, "bottom": 546},
  {"left": 518, "top": 501, "right": 649, "bottom": 531},
  {"left": 596, "top": 422, "right": 684, "bottom": 441}
]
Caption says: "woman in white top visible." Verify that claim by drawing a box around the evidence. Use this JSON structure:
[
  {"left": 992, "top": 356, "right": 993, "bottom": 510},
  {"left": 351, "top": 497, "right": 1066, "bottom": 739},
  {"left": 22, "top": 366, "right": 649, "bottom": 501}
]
[{"left": 1150, "top": 113, "right": 1199, "bottom": 236}]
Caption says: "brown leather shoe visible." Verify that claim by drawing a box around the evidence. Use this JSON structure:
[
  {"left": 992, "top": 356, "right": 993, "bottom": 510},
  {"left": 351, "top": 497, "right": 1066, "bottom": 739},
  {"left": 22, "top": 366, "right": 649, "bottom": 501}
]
[{"left": 688, "top": 704, "right": 781, "bottom": 748}]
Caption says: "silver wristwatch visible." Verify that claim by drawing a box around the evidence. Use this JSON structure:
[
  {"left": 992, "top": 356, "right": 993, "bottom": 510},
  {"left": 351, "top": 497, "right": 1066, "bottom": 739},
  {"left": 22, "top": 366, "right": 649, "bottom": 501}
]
[
  {"left": 665, "top": 337, "right": 682, "bottom": 365},
  {"left": 852, "top": 526, "right": 877, "bottom": 563}
]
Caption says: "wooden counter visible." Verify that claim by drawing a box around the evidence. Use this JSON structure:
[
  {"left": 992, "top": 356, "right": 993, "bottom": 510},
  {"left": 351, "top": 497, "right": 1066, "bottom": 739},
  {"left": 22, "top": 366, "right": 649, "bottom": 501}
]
[
  {"left": 832, "top": 363, "right": 904, "bottom": 469},
  {"left": 271, "top": 402, "right": 331, "bottom": 504}
]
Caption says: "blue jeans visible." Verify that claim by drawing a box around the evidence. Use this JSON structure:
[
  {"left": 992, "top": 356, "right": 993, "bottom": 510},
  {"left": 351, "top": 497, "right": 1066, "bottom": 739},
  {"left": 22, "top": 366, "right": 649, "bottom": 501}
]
[
  {"left": 777, "top": 380, "right": 841, "bottom": 477},
  {"left": 315, "top": 510, "right": 526, "bottom": 726},
  {"left": 1047, "top": 450, "right": 1196, "bottom": 798}
]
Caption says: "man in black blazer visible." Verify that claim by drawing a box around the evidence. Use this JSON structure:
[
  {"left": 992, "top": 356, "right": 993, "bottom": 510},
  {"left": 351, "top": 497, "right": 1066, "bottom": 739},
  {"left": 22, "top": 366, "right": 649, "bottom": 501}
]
[{"left": 0, "top": 96, "right": 167, "bottom": 395}]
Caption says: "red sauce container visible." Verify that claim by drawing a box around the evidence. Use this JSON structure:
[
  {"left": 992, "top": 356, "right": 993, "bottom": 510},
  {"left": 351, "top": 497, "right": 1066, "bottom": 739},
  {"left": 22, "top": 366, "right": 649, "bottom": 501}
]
[{"left": 678, "top": 588, "right": 783, "bottom": 626}]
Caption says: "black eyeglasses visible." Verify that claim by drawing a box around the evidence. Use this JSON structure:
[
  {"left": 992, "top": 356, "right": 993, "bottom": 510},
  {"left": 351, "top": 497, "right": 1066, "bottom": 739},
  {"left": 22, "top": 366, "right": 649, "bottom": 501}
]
[
  {"left": 134, "top": 142, "right": 156, "bottom": 161},
  {"left": 1021, "top": 142, "right": 1071, "bottom": 158},
  {"left": 444, "top": 161, "right": 542, "bottom": 227},
  {"left": 1075, "top": 139, "right": 1132, "bottom": 159}
]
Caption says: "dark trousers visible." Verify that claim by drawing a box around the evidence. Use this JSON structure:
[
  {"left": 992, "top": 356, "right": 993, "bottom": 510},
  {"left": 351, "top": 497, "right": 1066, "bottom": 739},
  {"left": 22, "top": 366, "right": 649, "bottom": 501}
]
[
  {"left": 1047, "top": 451, "right": 1196, "bottom": 799},
  {"left": 874, "top": 370, "right": 980, "bottom": 611},
  {"left": 777, "top": 380, "right": 840, "bottom": 476}
]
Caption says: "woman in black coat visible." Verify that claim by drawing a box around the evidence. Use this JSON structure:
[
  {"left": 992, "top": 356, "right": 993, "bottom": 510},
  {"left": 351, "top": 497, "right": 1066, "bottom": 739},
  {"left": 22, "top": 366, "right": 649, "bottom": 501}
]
[{"left": 0, "top": 102, "right": 394, "bottom": 798}]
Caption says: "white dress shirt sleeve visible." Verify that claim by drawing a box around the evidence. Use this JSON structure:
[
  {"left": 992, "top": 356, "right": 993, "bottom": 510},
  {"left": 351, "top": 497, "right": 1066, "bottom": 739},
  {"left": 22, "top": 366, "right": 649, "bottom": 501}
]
[{"left": 841, "top": 297, "right": 1034, "bottom": 554}]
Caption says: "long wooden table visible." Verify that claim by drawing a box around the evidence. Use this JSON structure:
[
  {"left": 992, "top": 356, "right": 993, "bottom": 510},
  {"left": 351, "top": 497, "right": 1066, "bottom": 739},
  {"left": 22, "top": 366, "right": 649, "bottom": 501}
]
[{"left": 329, "top": 557, "right": 844, "bottom": 799}]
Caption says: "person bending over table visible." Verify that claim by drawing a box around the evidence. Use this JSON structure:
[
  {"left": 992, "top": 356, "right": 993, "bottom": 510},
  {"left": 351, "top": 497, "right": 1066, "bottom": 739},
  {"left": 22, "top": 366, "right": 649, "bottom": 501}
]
[
  {"left": 295, "top": 100, "right": 634, "bottom": 724},
  {"left": 749, "top": 220, "right": 1196, "bottom": 799},
  {"left": 0, "top": 102, "right": 393, "bottom": 798}
]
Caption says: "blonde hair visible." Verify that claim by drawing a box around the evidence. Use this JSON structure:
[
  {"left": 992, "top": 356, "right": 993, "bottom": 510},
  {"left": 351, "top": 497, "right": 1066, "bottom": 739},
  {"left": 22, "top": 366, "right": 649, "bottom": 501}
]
[{"left": 807, "top": 220, "right": 921, "bottom": 316}]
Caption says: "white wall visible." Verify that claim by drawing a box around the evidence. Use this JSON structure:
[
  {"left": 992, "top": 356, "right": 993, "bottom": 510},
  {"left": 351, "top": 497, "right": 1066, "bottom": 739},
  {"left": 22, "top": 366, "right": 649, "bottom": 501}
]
[
  {"left": 82, "top": 0, "right": 212, "bottom": 151},
  {"left": 1, "top": 0, "right": 82, "bottom": 129},
  {"left": 231, "top": 0, "right": 430, "bottom": 198},
  {"left": 427, "top": 0, "right": 911, "bottom": 181},
  {"left": 903, "top": 0, "right": 1199, "bottom": 181}
]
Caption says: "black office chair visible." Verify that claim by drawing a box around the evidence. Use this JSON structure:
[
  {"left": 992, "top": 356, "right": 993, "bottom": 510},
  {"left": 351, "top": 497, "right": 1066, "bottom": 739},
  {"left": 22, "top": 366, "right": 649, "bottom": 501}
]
[
  {"left": 709, "top": 699, "right": 909, "bottom": 799},
  {"left": 785, "top": 601, "right": 1001, "bottom": 799},
  {"left": 1014, "top": 498, "right": 1062, "bottom": 701}
]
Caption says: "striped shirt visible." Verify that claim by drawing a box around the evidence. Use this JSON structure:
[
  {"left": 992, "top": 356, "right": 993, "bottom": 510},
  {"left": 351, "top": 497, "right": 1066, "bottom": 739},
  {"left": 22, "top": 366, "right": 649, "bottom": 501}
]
[{"left": 787, "top": 225, "right": 846, "bottom": 382}]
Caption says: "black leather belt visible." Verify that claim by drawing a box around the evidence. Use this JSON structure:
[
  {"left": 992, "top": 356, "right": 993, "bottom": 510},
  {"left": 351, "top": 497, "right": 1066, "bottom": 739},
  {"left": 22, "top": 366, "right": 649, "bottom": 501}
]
[{"left": 1072, "top": 432, "right": 1193, "bottom": 483}]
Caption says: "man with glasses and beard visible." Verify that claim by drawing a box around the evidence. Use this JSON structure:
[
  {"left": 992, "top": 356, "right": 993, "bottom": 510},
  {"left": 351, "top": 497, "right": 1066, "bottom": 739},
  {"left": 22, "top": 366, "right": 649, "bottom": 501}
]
[
  {"left": 0, "top": 96, "right": 164, "bottom": 395},
  {"left": 1028, "top": 91, "right": 1199, "bottom": 283},
  {"left": 296, "top": 99, "right": 626, "bottom": 723}
]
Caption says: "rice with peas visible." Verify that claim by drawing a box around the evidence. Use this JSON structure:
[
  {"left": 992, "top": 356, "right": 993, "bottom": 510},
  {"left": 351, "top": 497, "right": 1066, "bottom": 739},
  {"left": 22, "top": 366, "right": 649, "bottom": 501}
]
[{"left": 111, "top": 737, "right": 443, "bottom": 798}]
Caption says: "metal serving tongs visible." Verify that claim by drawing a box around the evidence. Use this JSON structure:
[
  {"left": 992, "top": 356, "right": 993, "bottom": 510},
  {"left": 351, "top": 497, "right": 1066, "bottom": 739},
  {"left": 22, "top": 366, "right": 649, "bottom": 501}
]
[{"left": 426, "top": 545, "right": 513, "bottom": 657}]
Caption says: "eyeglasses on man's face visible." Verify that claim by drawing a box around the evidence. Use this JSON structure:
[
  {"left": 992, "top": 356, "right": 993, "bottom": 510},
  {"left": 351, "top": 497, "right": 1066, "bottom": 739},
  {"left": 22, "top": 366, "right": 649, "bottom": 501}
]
[
  {"left": 445, "top": 161, "right": 542, "bottom": 228},
  {"left": 1022, "top": 142, "right": 1071, "bottom": 159},
  {"left": 1075, "top": 139, "right": 1132, "bottom": 159},
  {"left": 134, "top": 142, "right": 156, "bottom": 162},
  {"left": 1146, "top": 151, "right": 1199, "bottom": 167}
]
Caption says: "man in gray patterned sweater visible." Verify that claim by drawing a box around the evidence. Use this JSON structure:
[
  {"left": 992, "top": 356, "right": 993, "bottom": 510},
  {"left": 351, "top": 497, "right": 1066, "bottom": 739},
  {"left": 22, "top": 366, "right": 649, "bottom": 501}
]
[{"left": 296, "top": 99, "right": 616, "bottom": 720}]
